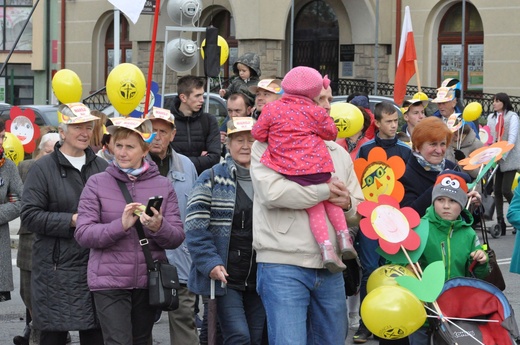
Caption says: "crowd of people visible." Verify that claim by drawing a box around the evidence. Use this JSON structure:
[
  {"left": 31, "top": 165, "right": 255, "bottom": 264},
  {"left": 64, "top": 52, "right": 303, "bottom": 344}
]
[{"left": 0, "top": 55, "right": 518, "bottom": 345}]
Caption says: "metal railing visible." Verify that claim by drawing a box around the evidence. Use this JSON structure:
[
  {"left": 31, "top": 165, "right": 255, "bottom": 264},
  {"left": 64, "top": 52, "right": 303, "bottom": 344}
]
[
  {"left": 83, "top": 77, "right": 520, "bottom": 118},
  {"left": 82, "top": 78, "right": 230, "bottom": 111},
  {"left": 335, "top": 79, "right": 520, "bottom": 117}
]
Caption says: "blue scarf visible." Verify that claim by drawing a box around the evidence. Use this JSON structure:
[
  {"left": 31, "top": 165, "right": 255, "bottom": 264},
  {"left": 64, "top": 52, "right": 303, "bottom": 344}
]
[
  {"left": 115, "top": 159, "right": 150, "bottom": 181},
  {"left": 413, "top": 151, "right": 445, "bottom": 172}
]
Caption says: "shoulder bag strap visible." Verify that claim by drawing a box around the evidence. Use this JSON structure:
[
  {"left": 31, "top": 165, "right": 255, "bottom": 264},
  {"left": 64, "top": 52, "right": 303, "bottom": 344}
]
[
  {"left": 478, "top": 204, "right": 490, "bottom": 247},
  {"left": 116, "top": 179, "right": 156, "bottom": 271}
]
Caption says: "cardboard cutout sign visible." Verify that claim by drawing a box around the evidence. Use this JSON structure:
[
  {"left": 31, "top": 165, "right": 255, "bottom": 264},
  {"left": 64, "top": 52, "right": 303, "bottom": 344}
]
[
  {"left": 395, "top": 261, "right": 445, "bottom": 302},
  {"left": 458, "top": 141, "right": 513, "bottom": 171},
  {"left": 358, "top": 195, "right": 421, "bottom": 255},
  {"left": 6, "top": 106, "right": 40, "bottom": 154},
  {"left": 129, "top": 81, "right": 162, "bottom": 118},
  {"left": 377, "top": 218, "right": 429, "bottom": 264},
  {"left": 479, "top": 125, "right": 493, "bottom": 145},
  {"left": 354, "top": 147, "right": 406, "bottom": 202}
]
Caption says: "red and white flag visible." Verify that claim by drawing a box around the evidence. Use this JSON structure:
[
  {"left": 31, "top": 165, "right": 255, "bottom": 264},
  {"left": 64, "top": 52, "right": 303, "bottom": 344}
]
[
  {"left": 393, "top": 6, "right": 417, "bottom": 106},
  {"left": 108, "top": 0, "right": 147, "bottom": 24}
]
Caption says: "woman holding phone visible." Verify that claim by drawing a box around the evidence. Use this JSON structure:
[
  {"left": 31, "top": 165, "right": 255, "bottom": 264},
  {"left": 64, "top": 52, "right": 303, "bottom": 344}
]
[{"left": 75, "top": 117, "right": 184, "bottom": 345}]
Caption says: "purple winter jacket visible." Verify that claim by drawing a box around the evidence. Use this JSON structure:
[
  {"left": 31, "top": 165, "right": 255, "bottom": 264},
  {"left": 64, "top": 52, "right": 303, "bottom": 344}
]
[{"left": 75, "top": 162, "right": 184, "bottom": 291}]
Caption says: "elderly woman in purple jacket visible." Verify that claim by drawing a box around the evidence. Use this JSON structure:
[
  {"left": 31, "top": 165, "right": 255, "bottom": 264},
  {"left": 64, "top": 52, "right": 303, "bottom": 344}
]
[{"left": 75, "top": 117, "right": 184, "bottom": 345}]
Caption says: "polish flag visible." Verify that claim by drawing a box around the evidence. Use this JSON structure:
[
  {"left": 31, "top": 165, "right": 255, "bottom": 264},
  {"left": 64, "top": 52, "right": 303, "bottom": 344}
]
[
  {"left": 393, "top": 6, "right": 417, "bottom": 106},
  {"left": 108, "top": 0, "right": 147, "bottom": 24}
]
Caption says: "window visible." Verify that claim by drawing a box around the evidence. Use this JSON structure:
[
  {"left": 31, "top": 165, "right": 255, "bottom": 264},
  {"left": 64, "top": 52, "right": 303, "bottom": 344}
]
[
  {"left": 4, "top": 63, "right": 34, "bottom": 104},
  {"left": 438, "top": 3, "right": 483, "bottom": 91},
  {"left": 294, "top": 1, "right": 339, "bottom": 82},
  {"left": 105, "top": 16, "right": 132, "bottom": 79},
  {"left": 0, "top": 0, "right": 33, "bottom": 51}
]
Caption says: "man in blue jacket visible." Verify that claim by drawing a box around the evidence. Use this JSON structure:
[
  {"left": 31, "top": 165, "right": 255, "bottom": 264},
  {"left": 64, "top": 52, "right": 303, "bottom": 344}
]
[{"left": 147, "top": 108, "right": 199, "bottom": 345}]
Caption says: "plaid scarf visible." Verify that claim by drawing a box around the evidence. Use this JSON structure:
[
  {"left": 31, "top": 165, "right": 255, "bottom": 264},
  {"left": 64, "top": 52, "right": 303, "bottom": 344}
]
[
  {"left": 347, "top": 134, "right": 365, "bottom": 153},
  {"left": 413, "top": 151, "right": 446, "bottom": 172}
]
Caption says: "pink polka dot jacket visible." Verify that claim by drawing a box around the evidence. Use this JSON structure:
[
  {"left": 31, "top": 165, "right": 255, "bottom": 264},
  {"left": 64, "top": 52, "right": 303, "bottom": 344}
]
[{"left": 251, "top": 95, "right": 337, "bottom": 176}]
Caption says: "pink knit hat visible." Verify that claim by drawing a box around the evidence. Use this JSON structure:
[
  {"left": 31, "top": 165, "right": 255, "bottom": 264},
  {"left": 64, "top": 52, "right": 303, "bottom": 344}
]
[{"left": 281, "top": 66, "right": 324, "bottom": 99}]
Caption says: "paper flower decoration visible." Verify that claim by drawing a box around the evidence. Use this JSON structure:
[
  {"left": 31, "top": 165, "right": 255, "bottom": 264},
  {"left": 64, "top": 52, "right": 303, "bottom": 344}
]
[
  {"left": 446, "top": 113, "right": 463, "bottom": 133},
  {"left": 354, "top": 147, "right": 406, "bottom": 202},
  {"left": 358, "top": 195, "right": 421, "bottom": 255},
  {"left": 479, "top": 125, "right": 493, "bottom": 145},
  {"left": 458, "top": 141, "right": 514, "bottom": 170},
  {"left": 6, "top": 106, "right": 40, "bottom": 154}
]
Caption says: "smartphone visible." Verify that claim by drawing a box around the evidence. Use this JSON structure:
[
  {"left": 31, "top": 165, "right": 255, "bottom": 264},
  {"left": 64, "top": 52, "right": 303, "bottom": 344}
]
[{"left": 145, "top": 196, "right": 163, "bottom": 216}]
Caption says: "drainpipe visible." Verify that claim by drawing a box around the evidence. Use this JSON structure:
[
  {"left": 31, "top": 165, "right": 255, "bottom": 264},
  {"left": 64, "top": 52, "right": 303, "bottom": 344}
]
[
  {"left": 61, "top": 0, "right": 65, "bottom": 68},
  {"left": 395, "top": 0, "right": 402, "bottom": 68},
  {"left": 45, "top": 0, "right": 51, "bottom": 103}
]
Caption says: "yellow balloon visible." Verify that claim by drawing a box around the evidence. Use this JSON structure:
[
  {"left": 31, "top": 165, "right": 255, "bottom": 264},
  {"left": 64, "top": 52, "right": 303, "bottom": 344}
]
[
  {"left": 3, "top": 132, "right": 24, "bottom": 165},
  {"left": 462, "top": 102, "right": 482, "bottom": 122},
  {"left": 200, "top": 35, "right": 230, "bottom": 66},
  {"left": 330, "top": 103, "right": 364, "bottom": 138},
  {"left": 52, "top": 69, "right": 82, "bottom": 104},
  {"left": 361, "top": 285, "right": 426, "bottom": 340},
  {"left": 367, "top": 264, "right": 416, "bottom": 294},
  {"left": 512, "top": 173, "right": 520, "bottom": 191},
  {"left": 106, "top": 63, "right": 146, "bottom": 116}
]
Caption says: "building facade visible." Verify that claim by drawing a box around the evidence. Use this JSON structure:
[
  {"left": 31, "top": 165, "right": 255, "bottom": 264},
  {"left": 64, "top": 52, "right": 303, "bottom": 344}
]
[{"left": 1, "top": 0, "right": 519, "bottom": 105}]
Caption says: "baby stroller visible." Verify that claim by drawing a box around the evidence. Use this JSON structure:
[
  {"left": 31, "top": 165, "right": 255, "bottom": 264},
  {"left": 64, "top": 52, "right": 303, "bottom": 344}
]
[{"left": 430, "top": 277, "right": 520, "bottom": 344}]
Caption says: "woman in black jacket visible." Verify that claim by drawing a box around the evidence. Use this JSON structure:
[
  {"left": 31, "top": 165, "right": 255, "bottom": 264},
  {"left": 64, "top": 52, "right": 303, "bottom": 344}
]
[{"left": 21, "top": 103, "right": 107, "bottom": 345}]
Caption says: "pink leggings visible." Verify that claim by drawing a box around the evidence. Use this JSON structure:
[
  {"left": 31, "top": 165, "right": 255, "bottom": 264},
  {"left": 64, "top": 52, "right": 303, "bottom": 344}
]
[{"left": 306, "top": 201, "right": 348, "bottom": 244}]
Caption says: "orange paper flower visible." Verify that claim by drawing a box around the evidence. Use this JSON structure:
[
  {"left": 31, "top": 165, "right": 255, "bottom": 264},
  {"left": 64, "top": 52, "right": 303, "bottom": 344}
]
[
  {"left": 458, "top": 141, "right": 514, "bottom": 170},
  {"left": 354, "top": 147, "right": 406, "bottom": 202},
  {"left": 358, "top": 195, "right": 421, "bottom": 255}
]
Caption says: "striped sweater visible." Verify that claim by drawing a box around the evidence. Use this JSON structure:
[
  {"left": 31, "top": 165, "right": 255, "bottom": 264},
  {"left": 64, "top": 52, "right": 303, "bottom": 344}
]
[{"left": 185, "top": 154, "right": 237, "bottom": 296}]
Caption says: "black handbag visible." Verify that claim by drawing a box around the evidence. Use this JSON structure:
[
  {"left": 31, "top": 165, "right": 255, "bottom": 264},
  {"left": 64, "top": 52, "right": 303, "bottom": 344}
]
[
  {"left": 117, "top": 180, "right": 180, "bottom": 311},
  {"left": 342, "top": 257, "right": 362, "bottom": 297}
]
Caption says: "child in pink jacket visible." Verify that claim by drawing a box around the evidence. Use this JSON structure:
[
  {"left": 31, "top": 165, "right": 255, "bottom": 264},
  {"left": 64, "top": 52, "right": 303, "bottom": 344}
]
[{"left": 251, "top": 66, "right": 357, "bottom": 273}]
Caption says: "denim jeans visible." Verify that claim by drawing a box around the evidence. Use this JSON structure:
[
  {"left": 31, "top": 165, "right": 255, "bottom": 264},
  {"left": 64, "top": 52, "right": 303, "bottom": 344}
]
[
  {"left": 216, "top": 287, "right": 266, "bottom": 345},
  {"left": 257, "top": 263, "right": 347, "bottom": 345},
  {"left": 356, "top": 232, "right": 386, "bottom": 302},
  {"left": 408, "top": 327, "right": 429, "bottom": 345}
]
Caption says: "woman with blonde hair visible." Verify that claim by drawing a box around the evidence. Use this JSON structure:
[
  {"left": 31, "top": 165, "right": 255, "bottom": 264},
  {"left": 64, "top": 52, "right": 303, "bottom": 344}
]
[{"left": 75, "top": 117, "right": 184, "bottom": 345}]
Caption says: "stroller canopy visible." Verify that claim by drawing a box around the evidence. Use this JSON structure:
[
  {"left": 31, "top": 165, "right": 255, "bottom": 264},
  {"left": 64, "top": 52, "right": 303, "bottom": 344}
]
[{"left": 435, "top": 277, "right": 519, "bottom": 345}]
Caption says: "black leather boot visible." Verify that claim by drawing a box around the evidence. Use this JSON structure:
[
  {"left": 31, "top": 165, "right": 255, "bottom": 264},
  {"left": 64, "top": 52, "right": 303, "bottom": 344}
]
[
  {"left": 498, "top": 218, "right": 507, "bottom": 236},
  {"left": 12, "top": 325, "right": 30, "bottom": 345}
]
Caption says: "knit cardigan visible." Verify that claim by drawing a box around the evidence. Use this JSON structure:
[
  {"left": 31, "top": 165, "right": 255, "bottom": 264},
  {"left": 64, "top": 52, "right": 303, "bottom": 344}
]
[{"left": 185, "top": 154, "right": 237, "bottom": 296}]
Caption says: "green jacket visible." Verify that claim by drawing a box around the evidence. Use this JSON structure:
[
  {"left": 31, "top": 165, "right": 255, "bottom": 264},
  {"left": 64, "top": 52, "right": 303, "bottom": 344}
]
[{"left": 420, "top": 206, "right": 489, "bottom": 280}]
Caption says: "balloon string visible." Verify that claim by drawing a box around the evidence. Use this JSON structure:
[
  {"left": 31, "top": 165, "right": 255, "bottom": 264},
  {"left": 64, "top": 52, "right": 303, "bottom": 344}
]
[
  {"left": 424, "top": 305, "right": 486, "bottom": 345},
  {"left": 466, "top": 164, "right": 484, "bottom": 210},
  {"left": 144, "top": 0, "right": 161, "bottom": 117},
  {"left": 400, "top": 245, "right": 422, "bottom": 278},
  {"left": 400, "top": 245, "right": 447, "bottom": 330}
]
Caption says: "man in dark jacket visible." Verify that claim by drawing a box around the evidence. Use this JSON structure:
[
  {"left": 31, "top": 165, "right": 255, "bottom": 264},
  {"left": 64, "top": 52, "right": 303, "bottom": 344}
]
[
  {"left": 170, "top": 75, "right": 221, "bottom": 174},
  {"left": 354, "top": 101, "right": 412, "bottom": 344},
  {"left": 21, "top": 103, "right": 107, "bottom": 345}
]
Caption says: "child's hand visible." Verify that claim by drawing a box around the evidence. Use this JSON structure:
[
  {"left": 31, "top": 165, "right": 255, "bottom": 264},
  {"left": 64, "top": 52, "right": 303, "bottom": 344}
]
[
  {"left": 470, "top": 249, "right": 487, "bottom": 264},
  {"left": 467, "top": 190, "right": 482, "bottom": 207},
  {"left": 219, "top": 89, "right": 226, "bottom": 97}
]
